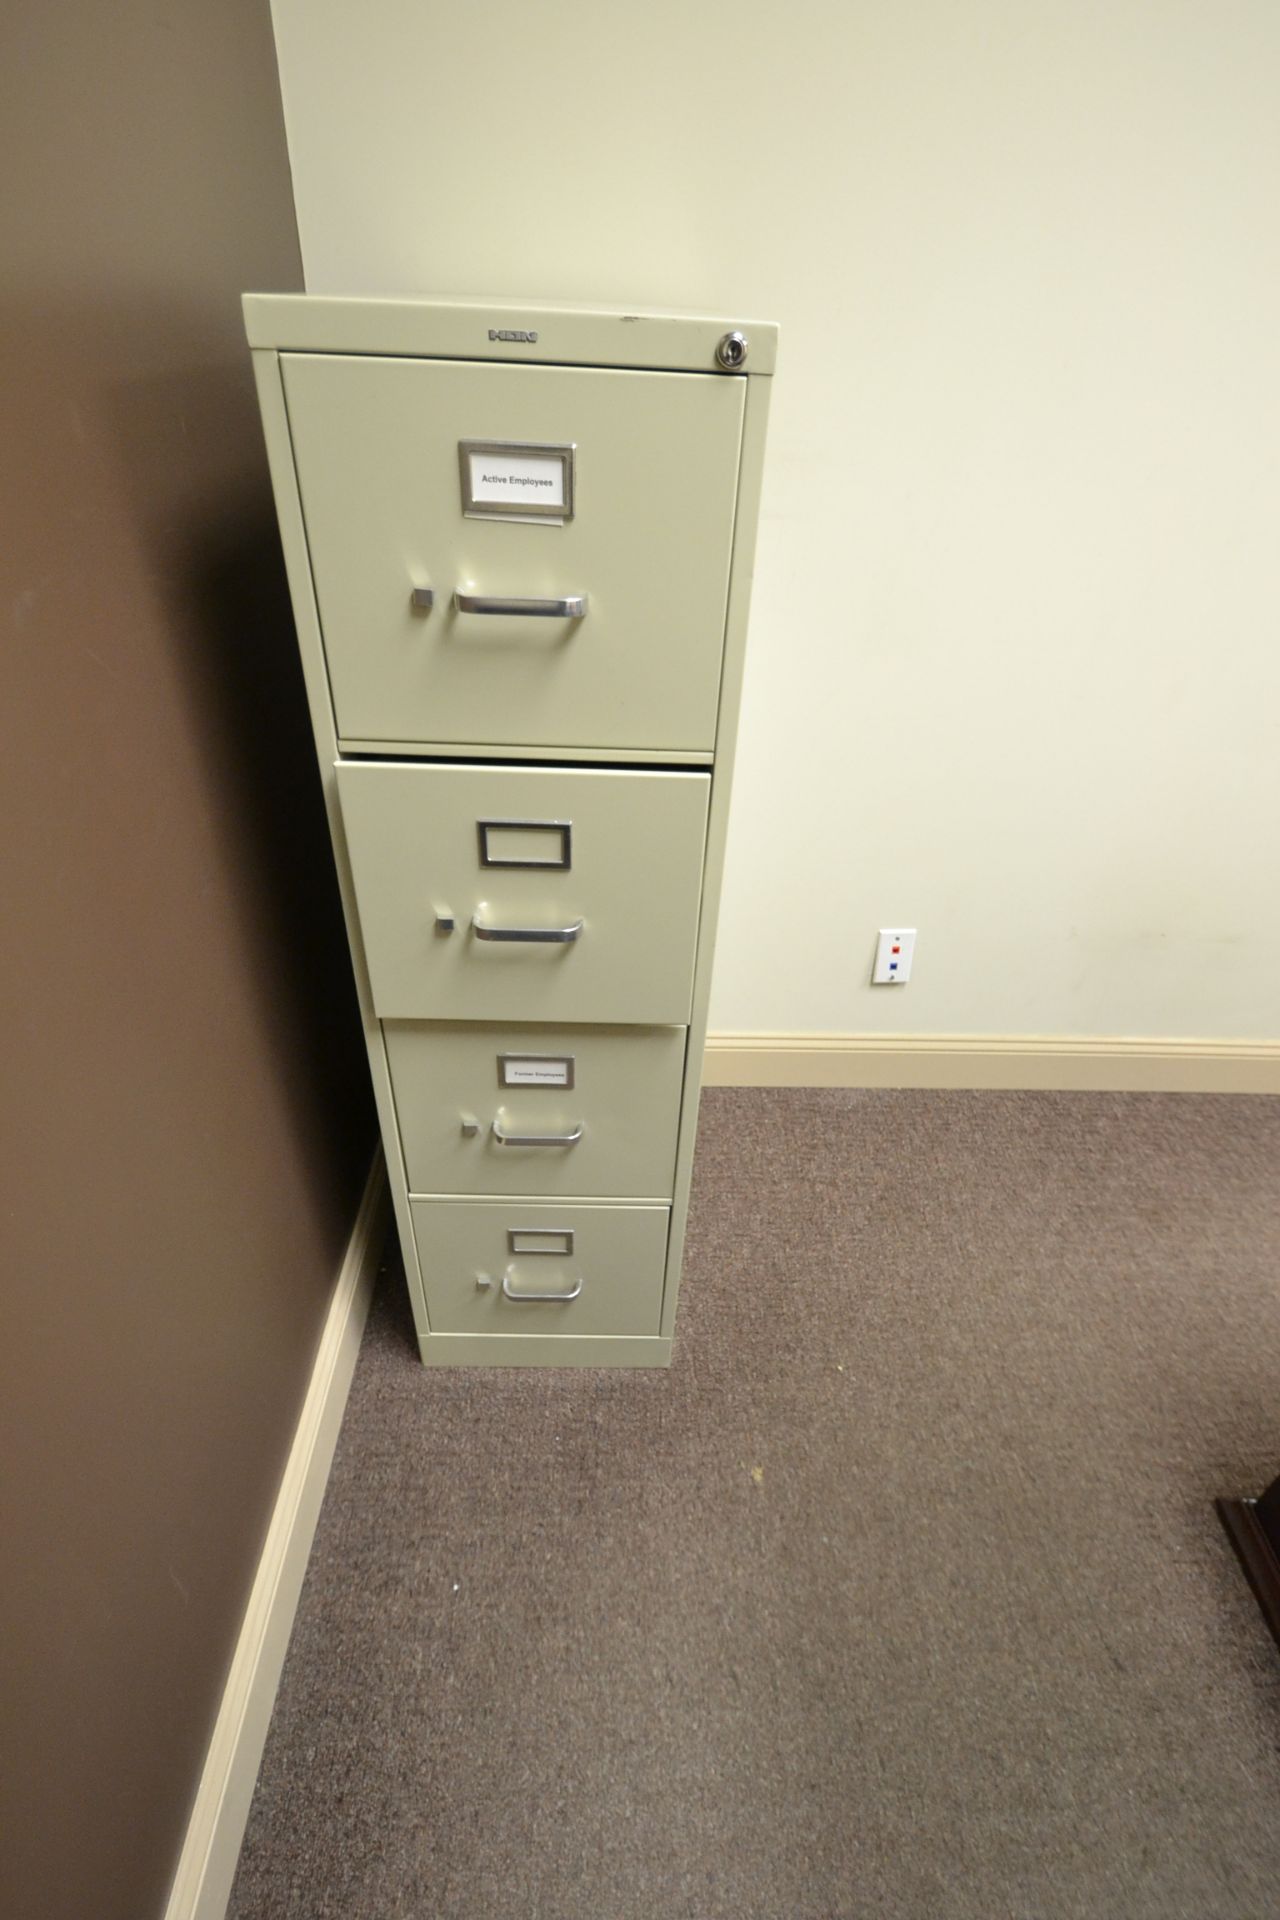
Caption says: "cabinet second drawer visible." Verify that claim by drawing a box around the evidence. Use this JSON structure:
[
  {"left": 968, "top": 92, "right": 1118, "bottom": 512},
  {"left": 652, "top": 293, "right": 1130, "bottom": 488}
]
[
  {"left": 387, "top": 1021, "right": 685, "bottom": 1199},
  {"left": 411, "top": 1198, "right": 669, "bottom": 1337},
  {"left": 337, "top": 760, "right": 710, "bottom": 1025}
]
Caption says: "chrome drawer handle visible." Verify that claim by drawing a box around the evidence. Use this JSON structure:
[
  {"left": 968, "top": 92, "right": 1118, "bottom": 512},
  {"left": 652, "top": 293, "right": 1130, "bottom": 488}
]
[
  {"left": 471, "top": 913, "right": 583, "bottom": 944},
  {"left": 491, "top": 1114, "right": 584, "bottom": 1148},
  {"left": 454, "top": 592, "right": 588, "bottom": 619},
  {"left": 501, "top": 1266, "right": 583, "bottom": 1303}
]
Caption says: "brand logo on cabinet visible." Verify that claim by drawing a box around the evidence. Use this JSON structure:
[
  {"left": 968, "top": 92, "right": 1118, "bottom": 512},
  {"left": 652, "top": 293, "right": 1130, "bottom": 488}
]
[{"left": 489, "top": 328, "right": 538, "bottom": 343}]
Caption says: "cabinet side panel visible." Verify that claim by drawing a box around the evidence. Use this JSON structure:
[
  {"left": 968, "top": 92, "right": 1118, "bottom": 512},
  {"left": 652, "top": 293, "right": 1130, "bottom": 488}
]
[
  {"left": 662, "top": 375, "right": 775, "bottom": 1340},
  {"left": 252, "top": 349, "right": 427, "bottom": 1325}
]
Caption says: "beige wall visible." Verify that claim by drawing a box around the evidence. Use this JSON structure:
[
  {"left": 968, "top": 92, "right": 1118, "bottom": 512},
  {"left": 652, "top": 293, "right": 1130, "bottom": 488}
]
[
  {"left": 0, "top": 4, "right": 374, "bottom": 1916},
  {"left": 270, "top": 0, "right": 1280, "bottom": 1040}
]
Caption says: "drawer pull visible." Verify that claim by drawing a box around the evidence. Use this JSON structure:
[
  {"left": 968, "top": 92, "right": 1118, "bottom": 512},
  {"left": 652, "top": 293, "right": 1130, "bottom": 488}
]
[
  {"left": 491, "top": 1114, "right": 584, "bottom": 1148},
  {"left": 471, "top": 913, "right": 583, "bottom": 944},
  {"left": 454, "top": 592, "right": 588, "bottom": 619},
  {"left": 501, "top": 1266, "right": 584, "bottom": 1303}
]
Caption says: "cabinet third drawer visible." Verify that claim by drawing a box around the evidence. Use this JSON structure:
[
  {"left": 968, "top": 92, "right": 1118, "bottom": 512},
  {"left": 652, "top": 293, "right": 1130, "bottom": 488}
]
[{"left": 386, "top": 1020, "right": 685, "bottom": 1199}]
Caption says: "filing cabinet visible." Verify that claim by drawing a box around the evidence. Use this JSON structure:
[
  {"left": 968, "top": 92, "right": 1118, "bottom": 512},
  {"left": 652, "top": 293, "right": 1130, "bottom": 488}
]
[{"left": 245, "top": 296, "right": 775, "bottom": 1367}]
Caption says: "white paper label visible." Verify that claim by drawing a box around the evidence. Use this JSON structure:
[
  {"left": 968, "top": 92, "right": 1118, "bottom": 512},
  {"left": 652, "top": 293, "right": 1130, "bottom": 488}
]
[
  {"left": 500, "top": 1055, "right": 572, "bottom": 1088},
  {"left": 469, "top": 450, "right": 565, "bottom": 510}
]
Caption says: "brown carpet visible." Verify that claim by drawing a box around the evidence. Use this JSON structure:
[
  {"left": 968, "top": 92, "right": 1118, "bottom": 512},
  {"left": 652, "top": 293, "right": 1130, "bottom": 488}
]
[{"left": 229, "top": 1090, "right": 1280, "bottom": 1919}]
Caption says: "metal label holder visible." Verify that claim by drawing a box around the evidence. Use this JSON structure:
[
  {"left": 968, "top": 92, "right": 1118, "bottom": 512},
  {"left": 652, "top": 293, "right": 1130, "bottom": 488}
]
[
  {"left": 508, "top": 1227, "right": 575, "bottom": 1257},
  {"left": 497, "top": 1053, "right": 576, "bottom": 1090},
  {"left": 459, "top": 439, "right": 576, "bottom": 522},
  {"left": 478, "top": 819, "right": 572, "bottom": 870}
]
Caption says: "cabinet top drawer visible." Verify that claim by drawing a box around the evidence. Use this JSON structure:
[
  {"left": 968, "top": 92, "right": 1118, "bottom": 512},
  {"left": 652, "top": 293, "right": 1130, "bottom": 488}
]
[{"left": 283, "top": 354, "right": 745, "bottom": 756}]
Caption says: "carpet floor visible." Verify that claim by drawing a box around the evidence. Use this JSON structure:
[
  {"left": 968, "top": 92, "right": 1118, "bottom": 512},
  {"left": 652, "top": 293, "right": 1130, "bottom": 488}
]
[{"left": 229, "top": 1089, "right": 1280, "bottom": 1919}]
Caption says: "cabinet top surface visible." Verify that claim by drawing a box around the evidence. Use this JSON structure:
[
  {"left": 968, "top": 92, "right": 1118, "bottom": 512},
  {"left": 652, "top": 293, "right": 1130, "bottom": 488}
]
[{"left": 243, "top": 293, "right": 777, "bottom": 376}]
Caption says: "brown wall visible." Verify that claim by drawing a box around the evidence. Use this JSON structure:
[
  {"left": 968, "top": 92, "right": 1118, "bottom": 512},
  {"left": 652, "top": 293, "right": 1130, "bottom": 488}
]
[{"left": 0, "top": 7, "right": 375, "bottom": 1917}]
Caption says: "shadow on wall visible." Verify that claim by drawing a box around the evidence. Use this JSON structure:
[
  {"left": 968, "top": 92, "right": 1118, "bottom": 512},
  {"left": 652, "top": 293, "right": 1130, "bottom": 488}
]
[
  {"left": 98, "top": 326, "right": 377, "bottom": 1213},
  {"left": 190, "top": 501, "right": 376, "bottom": 1190},
  {"left": 5, "top": 289, "right": 378, "bottom": 1235}
]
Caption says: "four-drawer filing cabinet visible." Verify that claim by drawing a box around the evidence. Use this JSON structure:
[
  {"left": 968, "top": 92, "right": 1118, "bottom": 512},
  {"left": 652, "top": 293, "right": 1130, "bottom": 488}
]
[{"left": 245, "top": 296, "right": 776, "bottom": 1367}]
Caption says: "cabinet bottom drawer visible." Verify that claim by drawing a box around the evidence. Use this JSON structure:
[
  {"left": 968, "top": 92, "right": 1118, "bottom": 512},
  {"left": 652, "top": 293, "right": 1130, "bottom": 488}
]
[{"left": 411, "top": 1198, "right": 668, "bottom": 1338}]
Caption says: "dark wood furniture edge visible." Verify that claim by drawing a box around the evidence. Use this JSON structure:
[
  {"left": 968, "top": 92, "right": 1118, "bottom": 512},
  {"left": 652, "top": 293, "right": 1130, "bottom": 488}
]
[{"left": 1216, "top": 1495, "right": 1280, "bottom": 1653}]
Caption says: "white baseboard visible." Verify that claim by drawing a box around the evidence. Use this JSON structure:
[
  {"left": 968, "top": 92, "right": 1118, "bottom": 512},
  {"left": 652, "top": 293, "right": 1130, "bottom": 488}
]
[
  {"left": 163, "top": 1149, "right": 390, "bottom": 1920},
  {"left": 703, "top": 1032, "right": 1280, "bottom": 1093}
]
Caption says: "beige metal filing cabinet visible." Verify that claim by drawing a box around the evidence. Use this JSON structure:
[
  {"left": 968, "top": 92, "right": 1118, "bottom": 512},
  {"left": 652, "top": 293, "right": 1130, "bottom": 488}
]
[{"left": 245, "top": 296, "right": 776, "bottom": 1367}]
